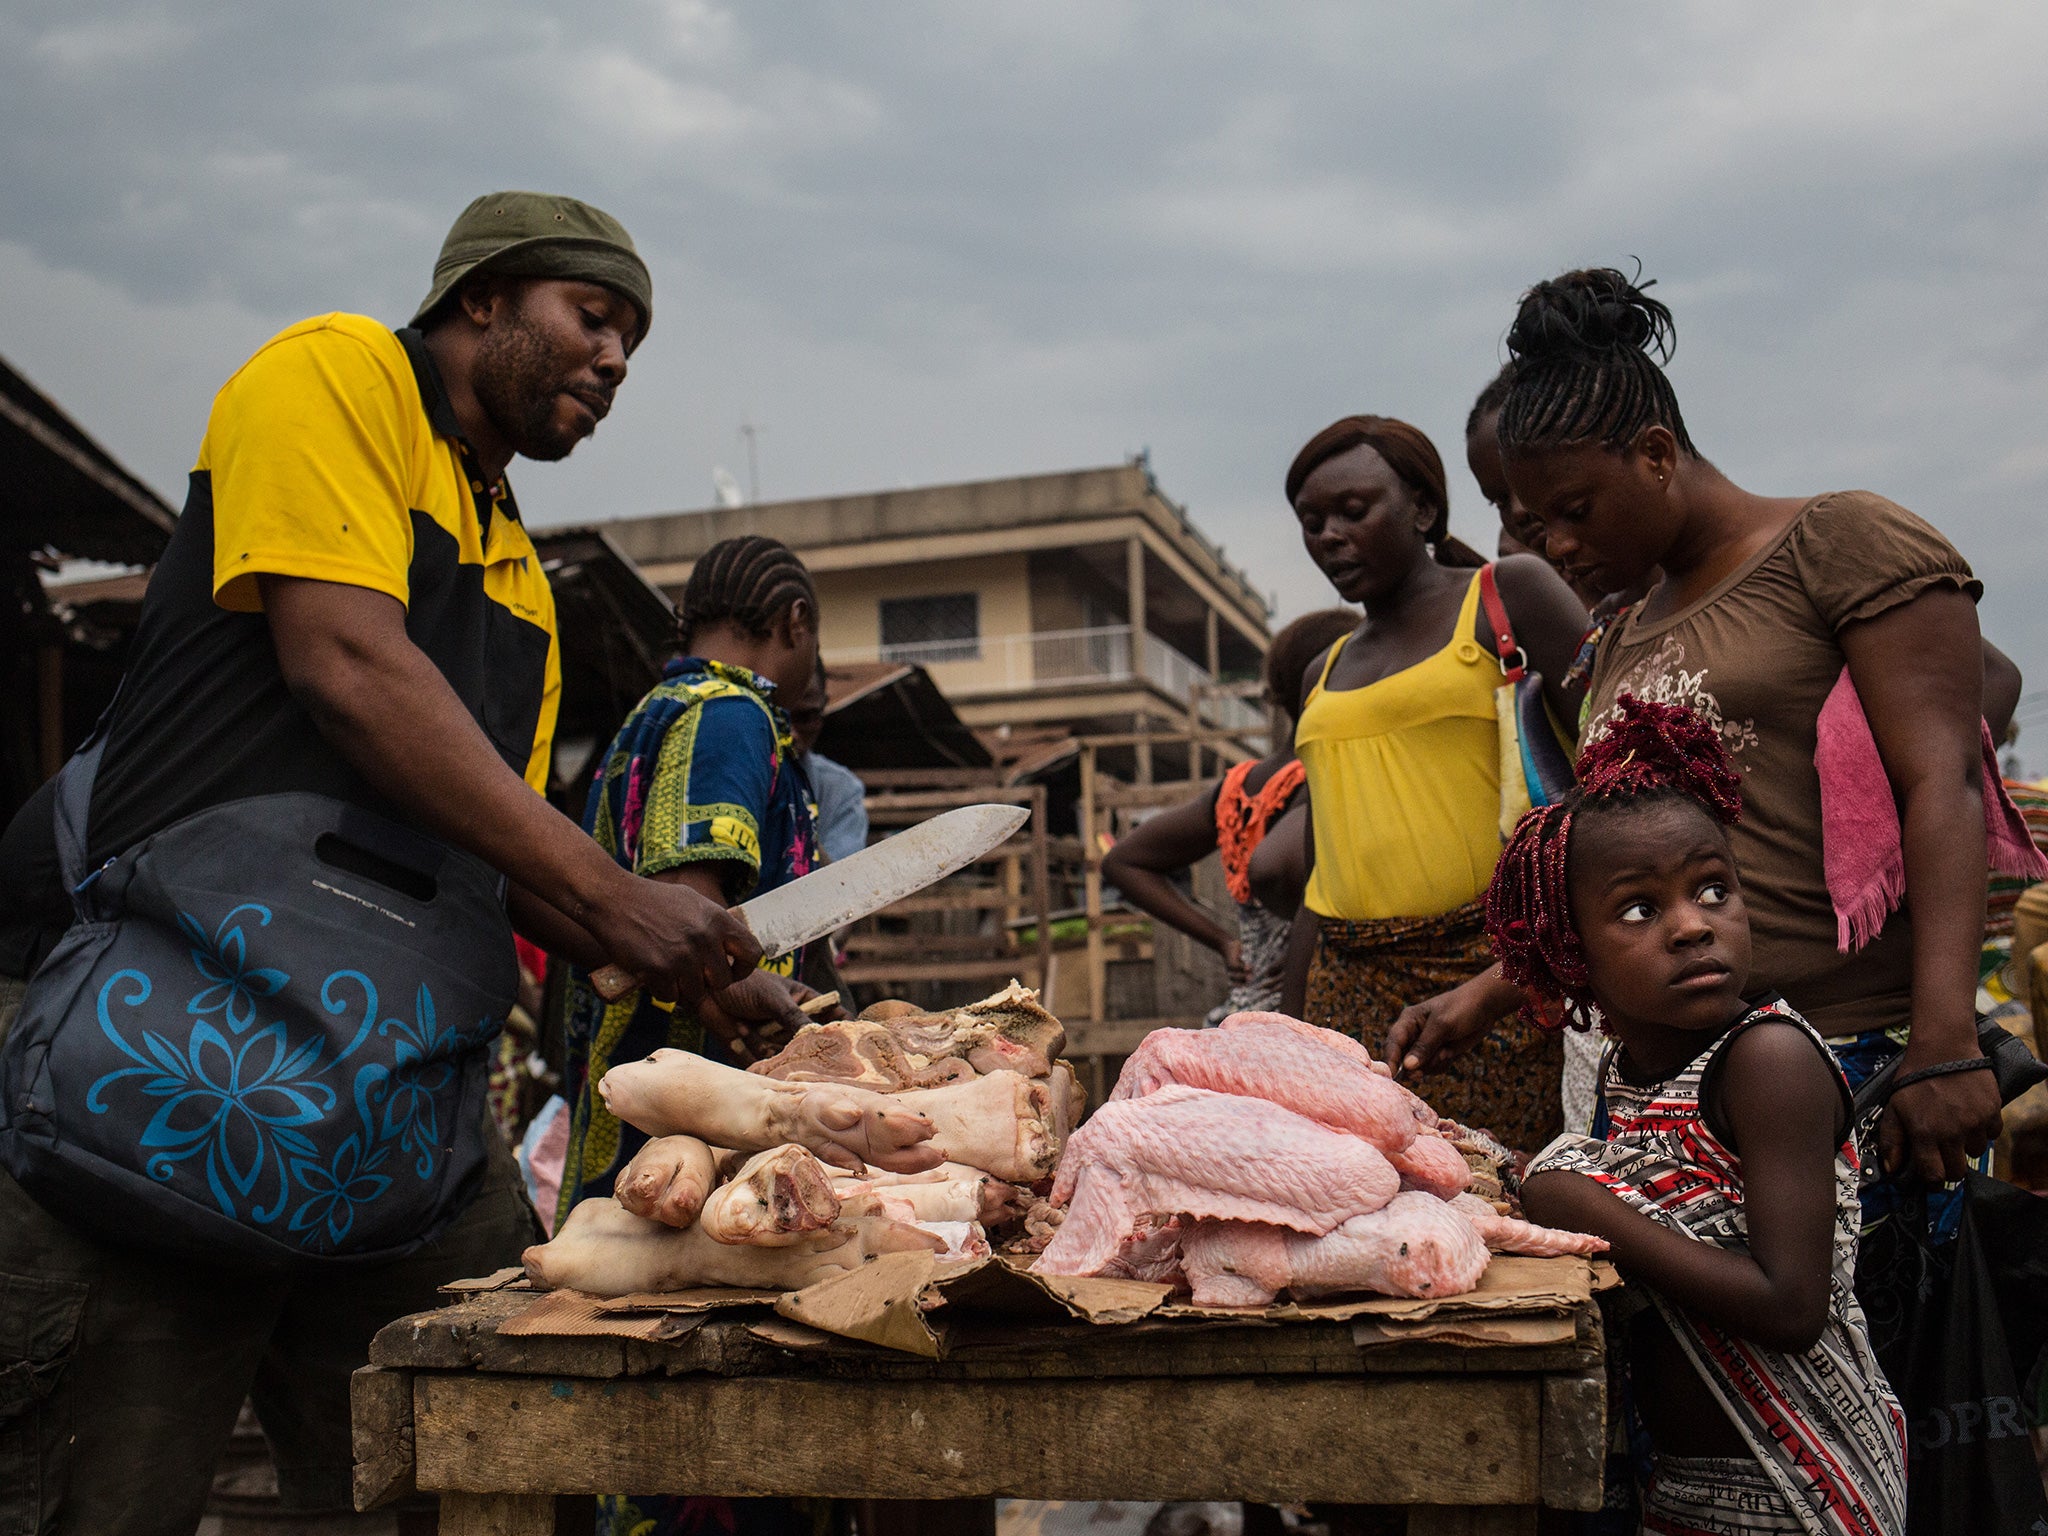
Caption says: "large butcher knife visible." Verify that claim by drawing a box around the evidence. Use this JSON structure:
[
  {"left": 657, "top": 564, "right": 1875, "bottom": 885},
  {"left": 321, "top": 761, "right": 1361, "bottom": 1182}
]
[{"left": 588, "top": 802, "right": 1031, "bottom": 1001}]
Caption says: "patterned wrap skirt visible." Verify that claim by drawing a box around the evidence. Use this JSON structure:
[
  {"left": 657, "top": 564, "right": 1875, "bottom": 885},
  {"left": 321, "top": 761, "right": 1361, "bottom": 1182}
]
[{"left": 1304, "top": 900, "right": 1563, "bottom": 1154}]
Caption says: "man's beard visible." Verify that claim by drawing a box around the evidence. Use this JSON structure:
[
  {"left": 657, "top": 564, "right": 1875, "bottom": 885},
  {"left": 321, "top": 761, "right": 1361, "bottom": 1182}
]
[{"left": 472, "top": 307, "right": 592, "bottom": 463}]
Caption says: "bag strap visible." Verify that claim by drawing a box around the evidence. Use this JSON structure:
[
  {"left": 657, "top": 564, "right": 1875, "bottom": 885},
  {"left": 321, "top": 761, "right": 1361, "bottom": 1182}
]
[
  {"left": 1476, "top": 563, "right": 1528, "bottom": 682},
  {"left": 52, "top": 686, "right": 122, "bottom": 916}
]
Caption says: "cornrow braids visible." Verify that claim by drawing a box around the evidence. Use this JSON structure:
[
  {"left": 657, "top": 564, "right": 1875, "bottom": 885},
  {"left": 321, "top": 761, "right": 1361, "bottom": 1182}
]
[
  {"left": 678, "top": 535, "right": 816, "bottom": 649},
  {"left": 1483, "top": 694, "right": 1741, "bottom": 1030},
  {"left": 1464, "top": 359, "right": 1516, "bottom": 440},
  {"left": 1497, "top": 267, "right": 1698, "bottom": 459}
]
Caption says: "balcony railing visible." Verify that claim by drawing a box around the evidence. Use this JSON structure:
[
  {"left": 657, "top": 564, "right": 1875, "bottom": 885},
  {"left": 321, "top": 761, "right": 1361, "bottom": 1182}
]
[{"left": 837, "top": 625, "right": 1266, "bottom": 732}]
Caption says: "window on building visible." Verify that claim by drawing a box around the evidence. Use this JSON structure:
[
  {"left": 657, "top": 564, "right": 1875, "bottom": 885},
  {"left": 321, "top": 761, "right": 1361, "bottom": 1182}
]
[{"left": 880, "top": 593, "right": 980, "bottom": 663}]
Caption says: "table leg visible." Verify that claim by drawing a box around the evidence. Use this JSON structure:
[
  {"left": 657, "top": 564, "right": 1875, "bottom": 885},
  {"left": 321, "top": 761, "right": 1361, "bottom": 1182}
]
[
  {"left": 1406, "top": 1508, "right": 1538, "bottom": 1536},
  {"left": 440, "top": 1491, "right": 557, "bottom": 1536}
]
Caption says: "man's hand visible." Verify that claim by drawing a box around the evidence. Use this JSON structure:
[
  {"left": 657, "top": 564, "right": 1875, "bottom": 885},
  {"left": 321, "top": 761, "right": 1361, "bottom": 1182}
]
[
  {"left": 1879, "top": 1047, "right": 2002, "bottom": 1184},
  {"left": 699, "top": 970, "right": 809, "bottom": 1063},
  {"left": 589, "top": 878, "right": 762, "bottom": 1010},
  {"left": 1385, "top": 967, "right": 1524, "bottom": 1076}
]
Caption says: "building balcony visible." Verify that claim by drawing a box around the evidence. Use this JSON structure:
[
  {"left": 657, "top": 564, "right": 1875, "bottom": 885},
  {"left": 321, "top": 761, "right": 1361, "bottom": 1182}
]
[{"left": 825, "top": 624, "right": 1265, "bottom": 733}]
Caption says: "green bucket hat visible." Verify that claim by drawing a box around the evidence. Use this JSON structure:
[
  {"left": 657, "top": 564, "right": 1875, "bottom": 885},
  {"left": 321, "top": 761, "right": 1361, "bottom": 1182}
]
[{"left": 413, "top": 190, "right": 653, "bottom": 341}]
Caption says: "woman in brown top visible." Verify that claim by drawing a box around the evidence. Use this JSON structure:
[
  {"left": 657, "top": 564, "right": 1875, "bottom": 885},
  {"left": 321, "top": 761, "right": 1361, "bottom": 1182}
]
[{"left": 1390, "top": 266, "right": 2009, "bottom": 1188}]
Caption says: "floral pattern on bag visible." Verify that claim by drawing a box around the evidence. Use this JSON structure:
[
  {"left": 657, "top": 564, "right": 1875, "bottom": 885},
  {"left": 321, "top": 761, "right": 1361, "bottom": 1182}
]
[{"left": 83, "top": 901, "right": 494, "bottom": 1250}]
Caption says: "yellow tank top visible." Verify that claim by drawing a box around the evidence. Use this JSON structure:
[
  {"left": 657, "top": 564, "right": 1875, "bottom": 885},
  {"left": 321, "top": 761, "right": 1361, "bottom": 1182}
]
[{"left": 1298, "top": 570, "right": 1505, "bottom": 921}]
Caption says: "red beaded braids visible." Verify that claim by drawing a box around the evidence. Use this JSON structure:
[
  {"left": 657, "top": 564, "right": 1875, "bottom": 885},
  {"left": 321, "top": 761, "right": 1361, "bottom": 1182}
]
[{"left": 1485, "top": 695, "right": 1743, "bottom": 1029}]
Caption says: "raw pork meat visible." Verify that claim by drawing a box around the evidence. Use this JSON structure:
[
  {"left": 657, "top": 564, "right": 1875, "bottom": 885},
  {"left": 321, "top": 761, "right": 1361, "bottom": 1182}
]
[
  {"left": 614, "top": 1134, "right": 718, "bottom": 1228},
  {"left": 858, "top": 983, "right": 1070, "bottom": 1077},
  {"left": 1447, "top": 1193, "right": 1608, "bottom": 1257},
  {"left": 698, "top": 1145, "right": 840, "bottom": 1245},
  {"left": 1387, "top": 1131, "right": 1473, "bottom": 1199},
  {"left": 1181, "top": 1191, "right": 1491, "bottom": 1306},
  {"left": 1113, "top": 1016, "right": 1418, "bottom": 1154},
  {"left": 523, "top": 1196, "right": 943, "bottom": 1296},
  {"left": 833, "top": 1166, "right": 1030, "bottom": 1225},
  {"left": 1035, "top": 1086, "right": 1399, "bottom": 1276},
  {"left": 598, "top": 1048, "right": 941, "bottom": 1173},
  {"left": 889, "top": 1069, "right": 1064, "bottom": 1183},
  {"left": 749, "top": 1020, "right": 977, "bottom": 1091}
]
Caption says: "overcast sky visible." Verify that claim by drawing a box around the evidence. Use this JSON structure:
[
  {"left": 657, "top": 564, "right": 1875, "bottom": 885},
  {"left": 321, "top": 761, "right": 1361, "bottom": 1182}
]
[{"left": 6, "top": 2, "right": 2047, "bottom": 748}]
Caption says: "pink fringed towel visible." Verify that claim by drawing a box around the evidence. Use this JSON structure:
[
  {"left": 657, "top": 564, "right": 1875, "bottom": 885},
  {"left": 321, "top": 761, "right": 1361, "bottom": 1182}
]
[{"left": 1816, "top": 666, "right": 2048, "bottom": 952}]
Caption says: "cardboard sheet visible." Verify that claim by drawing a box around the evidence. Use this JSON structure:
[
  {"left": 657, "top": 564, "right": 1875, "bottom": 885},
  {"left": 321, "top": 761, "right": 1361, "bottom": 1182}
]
[
  {"left": 438, "top": 1267, "right": 528, "bottom": 1296},
  {"left": 1155, "top": 1253, "right": 1596, "bottom": 1324},
  {"left": 497, "top": 1288, "right": 711, "bottom": 1342},
  {"left": 484, "top": 1252, "right": 1597, "bottom": 1355}
]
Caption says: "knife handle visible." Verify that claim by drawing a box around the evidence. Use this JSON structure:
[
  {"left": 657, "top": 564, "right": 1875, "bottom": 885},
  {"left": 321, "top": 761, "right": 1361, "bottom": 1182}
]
[{"left": 590, "top": 964, "right": 637, "bottom": 1001}]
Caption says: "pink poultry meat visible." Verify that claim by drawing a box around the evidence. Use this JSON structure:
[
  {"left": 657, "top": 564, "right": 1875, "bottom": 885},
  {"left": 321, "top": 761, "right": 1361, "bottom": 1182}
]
[
  {"left": 1387, "top": 1131, "right": 1473, "bottom": 1199},
  {"left": 1035, "top": 1086, "right": 1399, "bottom": 1276},
  {"left": 1181, "top": 1191, "right": 1492, "bottom": 1306},
  {"left": 1113, "top": 1015, "right": 1418, "bottom": 1154},
  {"left": 1447, "top": 1193, "right": 1609, "bottom": 1257}
]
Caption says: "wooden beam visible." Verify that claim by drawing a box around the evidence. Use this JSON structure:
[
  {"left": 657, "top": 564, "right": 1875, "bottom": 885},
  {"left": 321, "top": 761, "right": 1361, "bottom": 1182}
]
[
  {"left": 1064, "top": 1015, "right": 1206, "bottom": 1057},
  {"left": 1081, "top": 745, "right": 1104, "bottom": 1026},
  {"left": 438, "top": 1492, "right": 557, "bottom": 1535},
  {"left": 412, "top": 1373, "right": 1543, "bottom": 1504},
  {"left": 838, "top": 958, "right": 1033, "bottom": 985},
  {"left": 350, "top": 1366, "right": 416, "bottom": 1511},
  {"left": 1539, "top": 1370, "right": 1608, "bottom": 1512}
]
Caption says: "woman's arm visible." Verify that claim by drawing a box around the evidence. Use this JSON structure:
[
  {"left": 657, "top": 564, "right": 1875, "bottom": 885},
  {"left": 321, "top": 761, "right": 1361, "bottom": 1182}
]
[
  {"left": 1841, "top": 588, "right": 2000, "bottom": 1183},
  {"left": 1100, "top": 789, "right": 1241, "bottom": 977},
  {"left": 1277, "top": 797, "right": 1317, "bottom": 1016},
  {"left": 1383, "top": 965, "right": 1527, "bottom": 1076},
  {"left": 1248, "top": 799, "right": 1310, "bottom": 919},
  {"left": 1983, "top": 637, "right": 2022, "bottom": 742},
  {"left": 1522, "top": 1023, "right": 1845, "bottom": 1352},
  {"left": 1490, "top": 553, "right": 1594, "bottom": 723}
]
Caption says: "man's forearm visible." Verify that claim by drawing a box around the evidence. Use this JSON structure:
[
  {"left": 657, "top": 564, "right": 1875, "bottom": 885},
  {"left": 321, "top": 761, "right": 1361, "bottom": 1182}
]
[
  {"left": 264, "top": 577, "right": 627, "bottom": 929},
  {"left": 508, "top": 881, "right": 607, "bottom": 971}
]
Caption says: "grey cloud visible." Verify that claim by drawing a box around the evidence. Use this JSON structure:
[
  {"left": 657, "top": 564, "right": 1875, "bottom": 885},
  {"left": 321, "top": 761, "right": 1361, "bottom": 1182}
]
[{"left": 4, "top": 0, "right": 2047, "bottom": 757}]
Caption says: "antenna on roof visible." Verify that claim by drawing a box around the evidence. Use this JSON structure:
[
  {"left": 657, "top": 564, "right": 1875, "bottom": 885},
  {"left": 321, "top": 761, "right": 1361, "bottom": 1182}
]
[{"left": 739, "top": 416, "right": 764, "bottom": 503}]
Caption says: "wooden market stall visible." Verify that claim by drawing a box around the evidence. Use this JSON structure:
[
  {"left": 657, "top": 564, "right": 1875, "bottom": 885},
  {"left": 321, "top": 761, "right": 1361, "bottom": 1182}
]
[{"left": 353, "top": 1257, "right": 1611, "bottom": 1535}]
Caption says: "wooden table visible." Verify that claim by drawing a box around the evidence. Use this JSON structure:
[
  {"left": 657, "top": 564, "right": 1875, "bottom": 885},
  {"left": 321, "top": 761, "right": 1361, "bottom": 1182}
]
[{"left": 352, "top": 1283, "right": 1608, "bottom": 1536}]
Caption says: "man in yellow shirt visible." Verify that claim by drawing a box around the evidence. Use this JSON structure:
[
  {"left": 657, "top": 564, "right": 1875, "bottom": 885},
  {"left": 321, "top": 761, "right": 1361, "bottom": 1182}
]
[{"left": 0, "top": 192, "right": 769, "bottom": 1531}]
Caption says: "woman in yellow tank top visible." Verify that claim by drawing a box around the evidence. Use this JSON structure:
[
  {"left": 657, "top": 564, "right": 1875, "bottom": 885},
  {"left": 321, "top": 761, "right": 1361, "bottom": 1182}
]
[{"left": 1278, "top": 415, "right": 1587, "bottom": 1152}]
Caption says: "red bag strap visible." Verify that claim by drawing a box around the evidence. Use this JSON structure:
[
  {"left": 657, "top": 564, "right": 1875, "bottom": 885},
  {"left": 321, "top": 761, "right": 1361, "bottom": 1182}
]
[{"left": 1476, "top": 563, "right": 1528, "bottom": 681}]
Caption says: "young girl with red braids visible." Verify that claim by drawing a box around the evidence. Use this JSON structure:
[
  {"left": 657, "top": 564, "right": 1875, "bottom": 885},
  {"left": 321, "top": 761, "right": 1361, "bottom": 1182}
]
[{"left": 1491, "top": 695, "right": 1905, "bottom": 1536}]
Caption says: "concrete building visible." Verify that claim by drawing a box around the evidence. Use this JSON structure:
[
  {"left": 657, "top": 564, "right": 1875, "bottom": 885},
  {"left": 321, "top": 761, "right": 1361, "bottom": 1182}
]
[{"left": 596, "top": 458, "right": 1273, "bottom": 779}]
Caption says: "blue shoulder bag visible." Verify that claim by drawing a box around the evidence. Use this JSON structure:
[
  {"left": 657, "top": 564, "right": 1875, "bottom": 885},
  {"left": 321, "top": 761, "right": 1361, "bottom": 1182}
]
[{"left": 0, "top": 715, "right": 515, "bottom": 1268}]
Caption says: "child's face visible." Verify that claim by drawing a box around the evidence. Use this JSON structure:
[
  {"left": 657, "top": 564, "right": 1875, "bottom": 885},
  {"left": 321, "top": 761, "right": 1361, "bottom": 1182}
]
[{"left": 1568, "top": 800, "right": 1751, "bottom": 1042}]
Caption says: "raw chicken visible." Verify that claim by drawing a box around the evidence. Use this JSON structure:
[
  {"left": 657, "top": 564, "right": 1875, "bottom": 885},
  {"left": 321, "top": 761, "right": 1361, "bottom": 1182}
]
[
  {"left": 1036, "top": 1086, "right": 1399, "bottom": 1276},
  {"left": 1098, "top": 1216, "right": 1186, "bottom": 1285},
  {"left": 698, "top": 1145, "right": 840, "bottom": 1245},
  {"left": 598, "top": 1048, "right": 942, "bottom": 1173},
  {"left": 890, "top": 1069, "right": 1064, "bottom": 1183},
  {"left": 1447, "top": 1193, "right": 1608, "bottom": 1257},
  {"left": 524, "top": 1196, "right": 943, "bottom": 1296},
  {"left": 613, "top": 1134, "right": 720, "bottom": 1229},
  {"left": 1113, "top": 1016, "right": 1418, "bottom": 1154},
  {"left": 1387, "top": 1131, "right": 1473, "bottom": 1199},
  {"left": 1181, "top": 1192, "right": 1491, "bottom": 1307}
]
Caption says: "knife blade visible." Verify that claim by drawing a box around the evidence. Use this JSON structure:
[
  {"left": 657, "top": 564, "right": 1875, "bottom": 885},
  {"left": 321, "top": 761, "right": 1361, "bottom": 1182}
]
[{"left": 588, "top": 802, "right": 1031, "bottom": 1001}]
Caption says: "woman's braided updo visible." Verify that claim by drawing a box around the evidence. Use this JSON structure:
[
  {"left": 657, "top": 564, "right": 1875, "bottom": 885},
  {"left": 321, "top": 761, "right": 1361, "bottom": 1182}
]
[
  {"left": 677, "top": 535, "right": 816, "bottom": 650},
  {"left": 1485, "top": 695, "right": 1742, "bottom": 1029},
  {"left": 1497, "top": 266, "right": 1698, "bottom": 460}
]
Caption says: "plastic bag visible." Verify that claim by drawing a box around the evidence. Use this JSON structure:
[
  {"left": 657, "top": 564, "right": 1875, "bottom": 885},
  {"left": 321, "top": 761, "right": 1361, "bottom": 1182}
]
[{"left": 1856, "top": 1174, "right": 2048, "bottom": 1534}]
